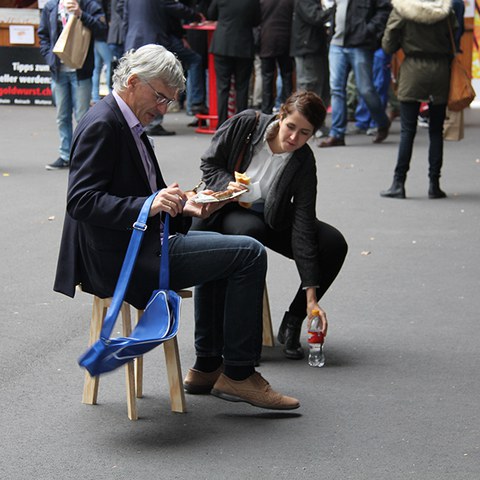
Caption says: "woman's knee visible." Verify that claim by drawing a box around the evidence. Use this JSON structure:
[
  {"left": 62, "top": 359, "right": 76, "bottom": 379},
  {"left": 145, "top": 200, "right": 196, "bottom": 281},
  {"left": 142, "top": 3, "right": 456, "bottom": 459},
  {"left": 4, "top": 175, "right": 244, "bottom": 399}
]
[{"left": 318, "top": 222, "right": 348, "bottom": 259}]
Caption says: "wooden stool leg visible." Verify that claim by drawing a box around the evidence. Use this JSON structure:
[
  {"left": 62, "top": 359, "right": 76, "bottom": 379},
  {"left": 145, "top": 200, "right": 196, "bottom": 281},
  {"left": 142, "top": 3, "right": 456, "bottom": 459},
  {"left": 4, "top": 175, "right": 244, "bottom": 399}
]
[
  {"left": 163, "top": 337, "right": 186, "bottom": 413},
  {"left": 82, "top": 296, "right": 104, "bottom": 405},
  {"left": 134, "top": 309, "right": 144, "bottom": 399},
  {"left": 262, "top": 287, "right": 275, "bottom": 347},
  {"left": 121, "top": 303, "right": 138, "bottom": 420}
]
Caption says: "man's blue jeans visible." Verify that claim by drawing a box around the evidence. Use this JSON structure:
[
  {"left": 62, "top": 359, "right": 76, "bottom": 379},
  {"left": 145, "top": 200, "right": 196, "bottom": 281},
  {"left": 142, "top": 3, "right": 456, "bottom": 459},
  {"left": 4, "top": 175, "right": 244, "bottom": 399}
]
[
  {"left": 355, "top": 49, "right": 391, "bottom": 130},
  {"left": 329, "top": 44, "right": 389, "bottom": 138},
  {"left": 92, "top": 40, "right": 114, "bottom": 103},
  {"left": 52, "top": 71, "right": 91, "bottom": 160},
  {"left": 168, "top": 231, "right": 267, "bottom": 366},
  {"left": 169, "top": 35, "right": 205, "bottom": 108}
]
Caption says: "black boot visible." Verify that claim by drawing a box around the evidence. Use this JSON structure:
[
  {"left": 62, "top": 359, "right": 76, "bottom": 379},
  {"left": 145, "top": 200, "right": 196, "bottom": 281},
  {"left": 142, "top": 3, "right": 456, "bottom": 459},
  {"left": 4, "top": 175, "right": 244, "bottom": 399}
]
[
  {"left": 380, "top": 178, "right": 406, "bottom": 199},
  {"left": 277, "top": 312, "right": 305, "bottom": 360},
  {"left": 428, "top": 178, "right": 447, "bottom": 199}
]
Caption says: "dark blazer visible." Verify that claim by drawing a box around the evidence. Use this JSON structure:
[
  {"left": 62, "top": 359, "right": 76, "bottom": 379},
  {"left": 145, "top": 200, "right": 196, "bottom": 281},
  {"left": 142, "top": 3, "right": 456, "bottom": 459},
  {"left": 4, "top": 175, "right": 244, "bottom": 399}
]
[
  {"left": 200, "top": 109, "right": 321, "bottom": 287},
  {"left": 207, "top": 0, "right": 261, "bottom": 58},
  {"left": 107, "top": 0, "right": 125, "bottom": 45},
  {"left": 123, "top": 0, "right": 169, "bottom": 51},
  {"left": 339, "top": 0, "right": 391, "bottom": 50},
  {"left": 290, "top": 0, "right": 332, "bottom": 57},
  {"left": 38, "top": 0, "right": 107, "bottom": 80},
  {"left": 53, "top": 94, "right": 191, "bottom": 308},
  {"left": 259, "top": 0, "right": 294, "bottom": 58}
]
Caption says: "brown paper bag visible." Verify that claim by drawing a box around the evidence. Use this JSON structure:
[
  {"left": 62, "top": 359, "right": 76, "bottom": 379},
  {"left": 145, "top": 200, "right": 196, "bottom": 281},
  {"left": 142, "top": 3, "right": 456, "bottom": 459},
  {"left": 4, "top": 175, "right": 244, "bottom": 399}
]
[
  {"left": 443, "top": 108, "right": 464, "bottom": 141},
  {"left": 52, "top": 15, "right": 91, "bottom": 70}
]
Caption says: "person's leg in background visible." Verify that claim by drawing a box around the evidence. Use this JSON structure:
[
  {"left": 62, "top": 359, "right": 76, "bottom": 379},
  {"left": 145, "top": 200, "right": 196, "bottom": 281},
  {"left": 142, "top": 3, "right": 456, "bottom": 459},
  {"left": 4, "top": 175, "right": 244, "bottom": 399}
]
[
  {"left": 251, "top": 54, "right": 262, "bottom": 109},
  {"left": 233, "top": 57, "right": 254, "bottom": 115},
  {"left": 91, "top": 40, "right": 113, "bottom": 104},
  {"left": 351, "top": 47, "right": 390, "bottom": 143},
  {"left": 169, "top": 35, "right": 206, "bottom": 114},
  {"left": 108, "top": 42, "right": 124, "bottom": 86},
  {"left": 380, "top": 101, "right": 420, "bottom": 198},
  {"left": 260, "top": 56, "right": 276, "bottom": 114},
  {"left": 427, "top": 102, "right": 448, "bottom": 198},
  {"left": 72, "top": 76, "right": 92, "bottom": 127},
  {"left": 277, "top": 54, "right": 294, "bottom": 105},
  {"left": 46, "top": 70, "right": 74, "bottom": 170},
  {"left": 319, "top": 44, "right": 349, "bottom": 146},
  {"left": 214, "top": 55, "right": 235, "bottom": 127},
  {"left": 354, "top": 49, "right": 391, "bottom": 134},
  {"left": 294, "top": 54, "right": 322, "bottom": 94}
]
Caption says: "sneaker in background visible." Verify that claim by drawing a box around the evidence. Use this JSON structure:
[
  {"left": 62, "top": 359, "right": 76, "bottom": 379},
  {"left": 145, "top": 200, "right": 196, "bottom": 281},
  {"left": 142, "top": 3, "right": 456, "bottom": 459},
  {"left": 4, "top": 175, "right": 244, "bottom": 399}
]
[{"left": 45, "top": 158, "right": 69, "bottom": 170}]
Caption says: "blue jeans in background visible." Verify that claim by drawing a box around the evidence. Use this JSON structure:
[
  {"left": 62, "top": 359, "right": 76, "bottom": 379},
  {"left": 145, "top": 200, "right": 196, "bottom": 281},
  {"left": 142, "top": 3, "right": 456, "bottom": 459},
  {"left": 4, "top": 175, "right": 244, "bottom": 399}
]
[
  {"left": 355, "top": 49, "right": 391, "bottom": 130},
  {"left": 329, "top": 44, "right": 389, "bottom": 139},
  {"left": 52, "top": 70, "right": 91, "bottom": 161},
  {"left": 168, "top": 35, "right": 205, "bottom": 110},
  {"left": 92, "top": 40, "right": 114, "bottom": 103}
]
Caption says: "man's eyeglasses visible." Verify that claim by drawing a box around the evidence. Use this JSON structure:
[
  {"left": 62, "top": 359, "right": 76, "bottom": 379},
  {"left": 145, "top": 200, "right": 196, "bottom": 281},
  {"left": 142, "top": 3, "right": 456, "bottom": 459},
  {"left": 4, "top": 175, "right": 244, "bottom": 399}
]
[{"left": 144, "top": 81, "right": 175, "bottom": 107}]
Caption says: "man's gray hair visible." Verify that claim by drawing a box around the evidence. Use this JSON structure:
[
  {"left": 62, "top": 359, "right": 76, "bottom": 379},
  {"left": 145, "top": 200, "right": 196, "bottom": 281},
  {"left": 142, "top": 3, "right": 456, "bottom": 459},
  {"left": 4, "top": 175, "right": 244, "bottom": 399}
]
[{"left": 113, "top": 44, "right": 185, "bottom": 93}]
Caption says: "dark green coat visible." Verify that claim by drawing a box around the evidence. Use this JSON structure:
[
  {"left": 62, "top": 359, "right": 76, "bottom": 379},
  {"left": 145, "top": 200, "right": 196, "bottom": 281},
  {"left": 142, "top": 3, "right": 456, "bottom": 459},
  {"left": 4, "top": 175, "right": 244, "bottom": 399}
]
[{"left": 382, "top": 0, "right": 455, "bottom": 104}]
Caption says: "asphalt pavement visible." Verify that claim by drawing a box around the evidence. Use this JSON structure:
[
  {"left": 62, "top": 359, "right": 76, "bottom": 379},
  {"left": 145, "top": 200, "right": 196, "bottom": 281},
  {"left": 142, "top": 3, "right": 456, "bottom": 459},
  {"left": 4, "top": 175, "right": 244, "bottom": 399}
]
[{"left": 1, "top": 104, "right": 479, "bottom": 480}]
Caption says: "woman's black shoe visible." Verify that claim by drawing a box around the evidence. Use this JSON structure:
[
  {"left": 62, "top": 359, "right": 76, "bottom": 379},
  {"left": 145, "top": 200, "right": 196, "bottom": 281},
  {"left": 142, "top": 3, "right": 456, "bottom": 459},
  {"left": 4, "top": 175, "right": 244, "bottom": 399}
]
[
  {"left": 380, "top": 179, "right": 406, "bottom": 199},
  {"left": 277, "top": 312, "right": 305, "bottom": 360},
  {"left": 428, "top": 179, "right": 447, "bottom": 199}
]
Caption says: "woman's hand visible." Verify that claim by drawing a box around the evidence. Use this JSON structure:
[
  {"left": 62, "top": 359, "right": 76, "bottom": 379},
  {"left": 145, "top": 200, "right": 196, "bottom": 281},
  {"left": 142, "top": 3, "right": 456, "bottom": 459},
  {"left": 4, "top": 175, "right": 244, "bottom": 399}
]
[
  {"left": 306, "top": 287, "right": 328, "bottom": 336},
  {"left": 149, "top": 183, "right": 187, "bottom": 217},
  {"left": 182, "top": 189, "right": 233, "bottom": 219},
  {"left": 227, "top": 181, "right": 249, "bottom": 193},
  {"left": 307, "top": 305, "right": 328, "bottom": 337}
]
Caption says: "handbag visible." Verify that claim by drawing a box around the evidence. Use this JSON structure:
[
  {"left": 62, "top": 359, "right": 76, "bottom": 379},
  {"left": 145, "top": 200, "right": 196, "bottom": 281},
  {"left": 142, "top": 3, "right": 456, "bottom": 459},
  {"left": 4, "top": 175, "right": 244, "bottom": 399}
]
[
  {"left": 78, "top": 193, "right": 181, "bottom": 377},
  {"left": 52, "top": 15, "right": 91, "bottom": 69},
  {"left": 447, "top": 22, "right": 476, "bottom": 112}
]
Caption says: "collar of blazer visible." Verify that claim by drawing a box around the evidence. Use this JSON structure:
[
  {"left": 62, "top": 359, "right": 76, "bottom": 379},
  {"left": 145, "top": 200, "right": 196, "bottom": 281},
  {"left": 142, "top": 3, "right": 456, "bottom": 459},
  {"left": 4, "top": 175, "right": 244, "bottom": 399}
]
[{"left": 104, "top": 94, "right": 162, "bottom": 192}]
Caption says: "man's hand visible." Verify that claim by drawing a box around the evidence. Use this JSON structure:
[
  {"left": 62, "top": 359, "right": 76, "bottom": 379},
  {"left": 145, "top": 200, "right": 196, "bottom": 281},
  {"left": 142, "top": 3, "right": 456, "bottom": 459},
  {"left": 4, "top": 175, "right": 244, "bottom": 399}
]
[
  {"left": 65, "top": 0, "right": 82, "bottom": 18},
  {"left": 149, "top": 183, "right": 187, "bottom": 217},
  {"left": 182, "top": 190, "right": 233, "bottom": 219}
]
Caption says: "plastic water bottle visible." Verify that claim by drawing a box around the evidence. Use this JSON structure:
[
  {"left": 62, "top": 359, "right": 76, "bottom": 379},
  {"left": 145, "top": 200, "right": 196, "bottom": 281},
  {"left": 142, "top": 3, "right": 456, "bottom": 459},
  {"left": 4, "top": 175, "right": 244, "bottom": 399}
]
[{"left": 308, "top": 309, "right": 325, "bottom": 367}]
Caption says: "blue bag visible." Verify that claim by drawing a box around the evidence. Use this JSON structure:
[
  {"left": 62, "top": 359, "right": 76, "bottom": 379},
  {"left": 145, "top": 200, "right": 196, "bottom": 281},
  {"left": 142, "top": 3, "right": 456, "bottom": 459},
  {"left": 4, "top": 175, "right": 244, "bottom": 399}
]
[{"left": 78, "top": 193, "right": 181, "bottom": 376}]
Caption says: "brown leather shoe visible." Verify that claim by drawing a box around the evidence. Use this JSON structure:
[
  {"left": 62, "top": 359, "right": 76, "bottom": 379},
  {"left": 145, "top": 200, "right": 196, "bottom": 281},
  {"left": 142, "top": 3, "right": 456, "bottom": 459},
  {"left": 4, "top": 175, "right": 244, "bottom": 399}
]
[
  {"left": 318, "top": 136, "right": 346, "bottom": 148},
  {"left": 183, "top": 366, "right": 223, "bottom": 394},
  {"left": 318, "top": 137, "right": 345, "bottom": 148},
  {"left": 211, "top": 372, "right": 300, "bottom": 410},
  {"left": 373, "top": 120, "right": 391, "bottom": 143}
]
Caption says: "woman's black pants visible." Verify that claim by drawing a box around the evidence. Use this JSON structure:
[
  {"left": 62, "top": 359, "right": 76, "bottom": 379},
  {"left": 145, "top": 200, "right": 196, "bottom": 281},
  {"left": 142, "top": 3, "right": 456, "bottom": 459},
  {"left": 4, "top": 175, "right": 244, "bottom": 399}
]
[{"left": 193, "top": 205, "right": 348, "bottom": 319}]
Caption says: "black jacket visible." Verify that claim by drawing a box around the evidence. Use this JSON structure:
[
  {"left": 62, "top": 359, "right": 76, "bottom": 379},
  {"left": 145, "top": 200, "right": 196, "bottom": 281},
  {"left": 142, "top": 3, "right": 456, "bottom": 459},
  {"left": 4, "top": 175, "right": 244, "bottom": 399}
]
[
  {"left": 290, "top": 0, "right": 333, "bottom": 57},
  {"left": 259, "top": 0, "right": 294, "bottom": 58},
  {"left": 333, "top": 0, "right": 392, "bottom": 50},
  {"left": 54, "top": 94, "right": 191, "bottom": 308},
  {"left": 200, "top": 109, "right": 321, "bottom": 287},
  {"left": 207, "top": 0, "right": 261, "bottom": 58}
]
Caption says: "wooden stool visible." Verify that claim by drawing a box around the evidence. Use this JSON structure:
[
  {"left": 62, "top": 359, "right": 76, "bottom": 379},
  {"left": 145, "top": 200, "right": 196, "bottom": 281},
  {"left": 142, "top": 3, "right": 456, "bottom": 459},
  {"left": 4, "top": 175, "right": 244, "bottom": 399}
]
[
  {"left": 82, "top": 290, "right": 192, "bottom": 420},
  {"left": 262, "top": 287, "right": 275, "bottom": 347}
]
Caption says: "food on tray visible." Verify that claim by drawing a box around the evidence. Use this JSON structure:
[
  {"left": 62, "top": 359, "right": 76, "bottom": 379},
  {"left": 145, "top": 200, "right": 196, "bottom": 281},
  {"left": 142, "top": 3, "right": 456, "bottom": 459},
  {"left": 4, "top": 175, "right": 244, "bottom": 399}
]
[
  {"left": 234, "top": 171, "right": 252, "bottom": 208},
  {"left": 234, "top": 171, "right": 250, "bottom": 186},
  {"left": 190, "top": 189, "right": 246, "bottom": 204}
]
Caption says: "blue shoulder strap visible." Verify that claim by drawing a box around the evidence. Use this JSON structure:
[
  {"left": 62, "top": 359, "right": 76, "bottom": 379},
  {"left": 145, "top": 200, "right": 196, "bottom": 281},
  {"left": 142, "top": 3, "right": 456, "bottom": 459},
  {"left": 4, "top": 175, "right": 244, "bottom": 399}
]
[{"left": 100, "top": 193, "right": 171, "bottom": 339}]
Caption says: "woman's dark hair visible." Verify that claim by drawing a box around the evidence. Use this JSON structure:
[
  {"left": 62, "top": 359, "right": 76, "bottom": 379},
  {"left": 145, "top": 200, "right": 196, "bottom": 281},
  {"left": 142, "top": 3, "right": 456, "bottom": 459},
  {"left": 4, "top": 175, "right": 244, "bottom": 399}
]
[{"left": 279, "top": 90, "right": 327, "bottom": 132}]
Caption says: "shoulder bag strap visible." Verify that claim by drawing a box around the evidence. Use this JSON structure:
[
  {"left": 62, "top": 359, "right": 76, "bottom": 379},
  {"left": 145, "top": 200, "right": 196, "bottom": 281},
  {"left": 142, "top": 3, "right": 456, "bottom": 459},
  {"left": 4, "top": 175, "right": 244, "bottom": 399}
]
[
  {"left": 101, "top": 192, "right": 171, "bottom": 339},
  {"left": 447, "top": 18, "right": 456, "bottom": 55},
  {"left": 233, "top": 111, "right": 260, "bottom": 173}
]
